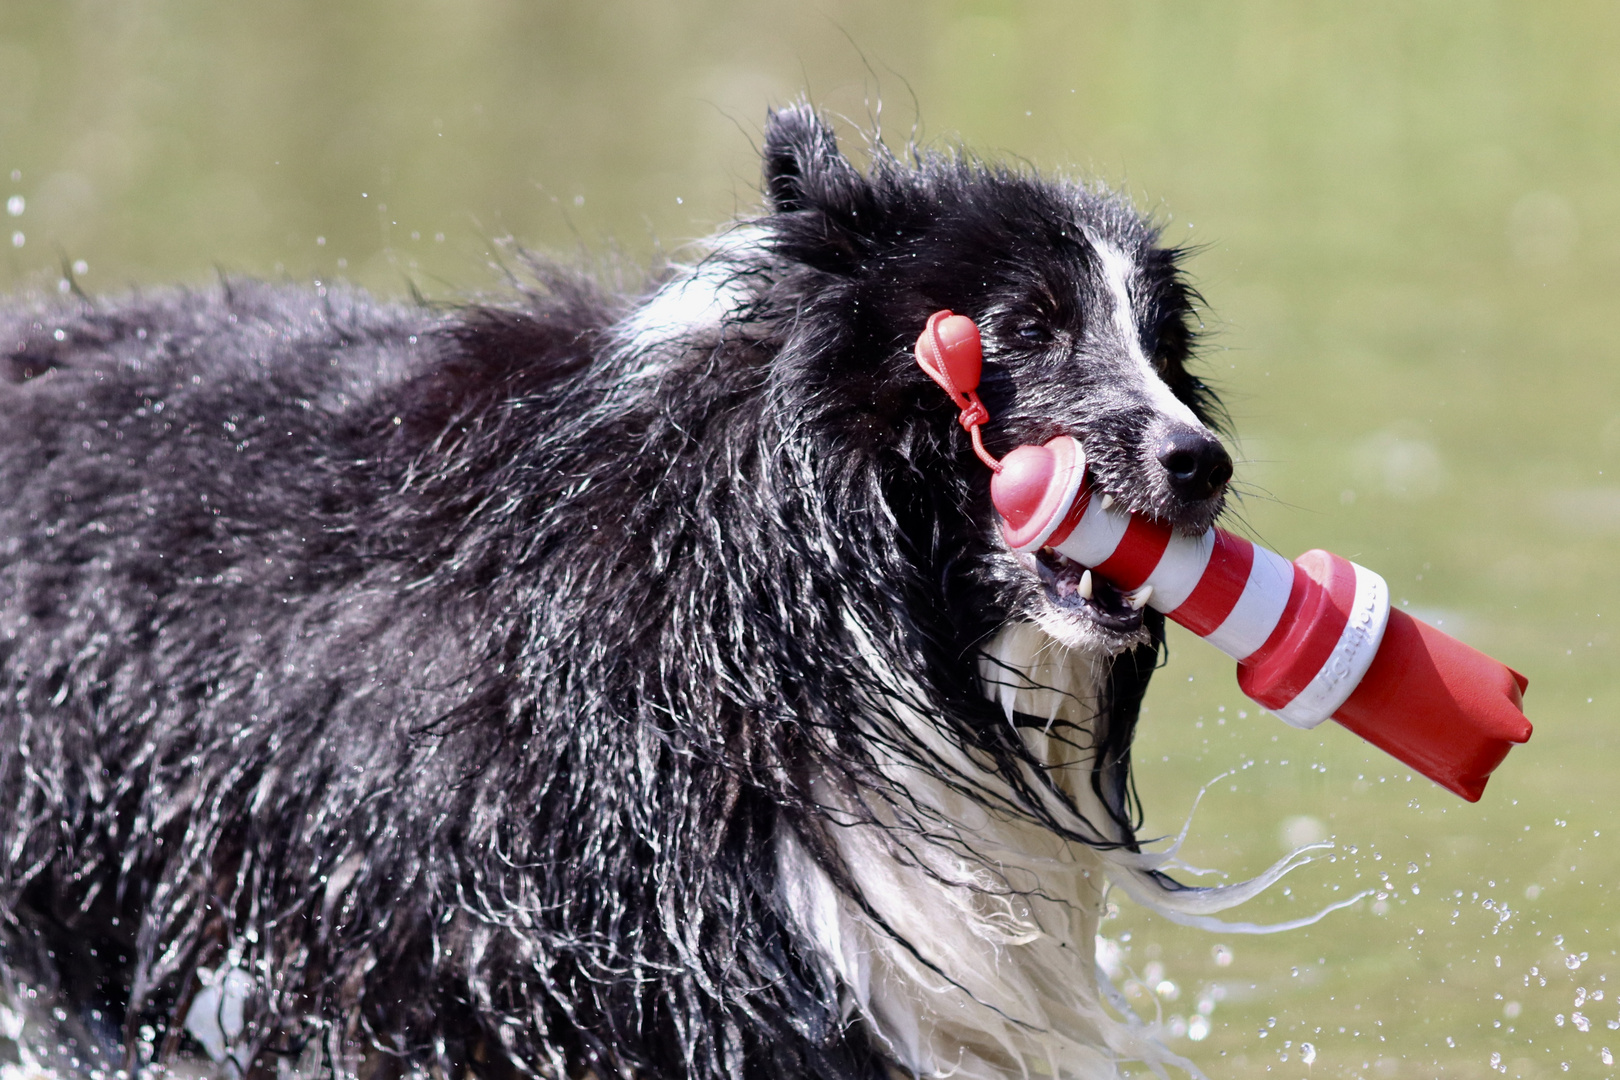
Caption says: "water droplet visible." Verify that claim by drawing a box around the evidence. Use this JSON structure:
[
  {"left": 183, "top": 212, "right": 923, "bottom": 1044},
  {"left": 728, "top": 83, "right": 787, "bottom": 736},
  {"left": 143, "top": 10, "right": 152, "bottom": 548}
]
[
  {"left": 1300, "top": 1042, "right": 1316, "bottom": 1065},
  {"left": 1188, "top": 1015, "right": 1210, "bottom": 1041},
  {"left": 1212, "top": 944, "right": 1233, "bottom": 967},
  {"left": 1569, "top": 954, "right": 1583, "bottom": 970},
  {"left": 1603, "top": 1048, "right": 1614, "bottom": 1066},
  {"left": 1281, "top": 814, "right": 1329, "bottom": 850},
  {"left": 6, "top": 195, "right": 22, "bottom": 216}
]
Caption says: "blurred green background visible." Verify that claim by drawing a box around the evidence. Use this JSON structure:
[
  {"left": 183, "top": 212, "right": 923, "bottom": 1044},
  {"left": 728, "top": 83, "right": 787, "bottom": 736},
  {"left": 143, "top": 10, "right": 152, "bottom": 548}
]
[{"left": 3, "top": 2, "right": 1617, "bottom": 1078}]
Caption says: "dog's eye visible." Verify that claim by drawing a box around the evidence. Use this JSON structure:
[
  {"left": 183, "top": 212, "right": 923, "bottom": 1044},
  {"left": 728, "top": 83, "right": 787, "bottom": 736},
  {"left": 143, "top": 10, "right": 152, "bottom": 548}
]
[{"left": 1015, "top": 323, "right": 1052, "bottom": 345}]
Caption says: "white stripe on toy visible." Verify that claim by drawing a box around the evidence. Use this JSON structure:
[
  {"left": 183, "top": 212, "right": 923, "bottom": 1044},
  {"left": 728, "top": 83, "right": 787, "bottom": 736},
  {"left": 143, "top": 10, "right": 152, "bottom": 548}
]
[
  {"left": 1138, "top": 529, "right": 1213, "bottom": 613},
  {"left": 1268, "top": 560, "right": 1388, "bottom": 729},
  {"left": 1201, "top": 544, "right": 1297, "bottom": 663}
]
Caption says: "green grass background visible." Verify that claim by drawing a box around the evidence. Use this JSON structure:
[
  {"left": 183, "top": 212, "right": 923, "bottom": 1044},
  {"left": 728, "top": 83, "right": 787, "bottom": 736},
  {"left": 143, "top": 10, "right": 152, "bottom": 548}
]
[{"left": 3, "top": 3, "right": 1618, "bottom": 1077}]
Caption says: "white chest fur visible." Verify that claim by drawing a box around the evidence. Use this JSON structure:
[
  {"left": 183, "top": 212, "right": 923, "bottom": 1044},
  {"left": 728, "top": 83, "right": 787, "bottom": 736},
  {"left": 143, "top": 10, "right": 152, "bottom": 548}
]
[{"left": 775, "top": 622, "right": 1197, "bottom": 1080}]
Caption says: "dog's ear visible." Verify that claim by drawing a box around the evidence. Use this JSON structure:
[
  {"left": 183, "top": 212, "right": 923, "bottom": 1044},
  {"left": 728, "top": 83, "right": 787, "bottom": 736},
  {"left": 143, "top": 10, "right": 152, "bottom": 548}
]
[{"left": 762, "top": 104, "right": 866, "bottom": 216}]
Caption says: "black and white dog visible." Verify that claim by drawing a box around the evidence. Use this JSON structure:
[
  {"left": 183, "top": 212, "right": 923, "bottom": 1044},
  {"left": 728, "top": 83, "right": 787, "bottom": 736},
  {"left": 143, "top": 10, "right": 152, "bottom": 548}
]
[{"left": 0, "top": 105, "right": 1281, "bottom": 1080}]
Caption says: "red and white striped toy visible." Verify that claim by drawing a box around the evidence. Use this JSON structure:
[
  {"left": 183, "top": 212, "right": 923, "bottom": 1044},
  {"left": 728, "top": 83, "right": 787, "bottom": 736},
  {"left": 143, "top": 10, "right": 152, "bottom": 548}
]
[{"left": 915, "top": 311, "right": 1532, "bottom": 801}]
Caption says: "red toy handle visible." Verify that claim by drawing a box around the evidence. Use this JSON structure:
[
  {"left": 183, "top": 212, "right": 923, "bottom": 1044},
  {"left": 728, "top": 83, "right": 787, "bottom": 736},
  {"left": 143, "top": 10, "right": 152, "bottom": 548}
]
[{"left": 1332, "top": 609, "right": 1530, "bottom": 801}]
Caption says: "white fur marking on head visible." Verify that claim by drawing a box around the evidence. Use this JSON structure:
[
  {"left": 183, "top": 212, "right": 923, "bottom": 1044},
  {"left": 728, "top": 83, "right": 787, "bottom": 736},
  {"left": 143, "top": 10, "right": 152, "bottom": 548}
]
[
  {"left": 617, "top": 265, "right": 746, "bottom": 358},
  {"left": 614, "top": 228, "right": 768, "bottom": 372},
  {"left": 1092, "top": 242, "right": 1203, "bottom": 429}
]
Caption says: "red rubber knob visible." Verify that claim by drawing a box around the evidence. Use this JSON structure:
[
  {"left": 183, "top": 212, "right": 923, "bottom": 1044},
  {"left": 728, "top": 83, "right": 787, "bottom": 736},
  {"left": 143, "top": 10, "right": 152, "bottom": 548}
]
[
  {"left": 928, "top": 314, "right": 983, "bottom": 394},
  {"left": 993, "top": 436, "right": 1085, "bottom": 551},
  {"left": 992, "top": 444, "right": 1057, "bottom": 534}
]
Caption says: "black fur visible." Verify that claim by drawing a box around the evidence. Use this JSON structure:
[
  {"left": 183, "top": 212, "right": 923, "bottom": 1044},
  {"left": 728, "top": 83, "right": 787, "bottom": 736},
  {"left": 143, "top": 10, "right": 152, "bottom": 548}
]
[{"left": 0, "top": 105, "right": 1221, "bottom": 1080}]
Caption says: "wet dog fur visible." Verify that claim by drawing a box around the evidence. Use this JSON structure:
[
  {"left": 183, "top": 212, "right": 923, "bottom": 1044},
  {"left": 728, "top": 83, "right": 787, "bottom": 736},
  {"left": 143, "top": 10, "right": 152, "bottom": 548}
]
[{"left": 0, "top": 105, "right": 1236, "bottom": 1080}]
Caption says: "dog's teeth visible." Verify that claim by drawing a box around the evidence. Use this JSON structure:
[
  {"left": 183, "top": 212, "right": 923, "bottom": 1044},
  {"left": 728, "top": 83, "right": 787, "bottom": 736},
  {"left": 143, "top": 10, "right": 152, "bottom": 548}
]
[
  {"left": 1099, "top": 494, "right": 1115, "bottom": 510},
  {"left": 1129, "top": 585, "right": 1154, "bottom": 610},
  {"left": 1078, "top": 570, "right": 1093, "bottom": 600}
]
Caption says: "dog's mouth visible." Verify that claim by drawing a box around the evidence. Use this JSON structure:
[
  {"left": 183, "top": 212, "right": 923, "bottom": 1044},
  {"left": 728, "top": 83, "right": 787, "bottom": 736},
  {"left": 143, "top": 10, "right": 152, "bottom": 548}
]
[{"left": 1015, "top": 542, "right": 1150, "bottom": 638}]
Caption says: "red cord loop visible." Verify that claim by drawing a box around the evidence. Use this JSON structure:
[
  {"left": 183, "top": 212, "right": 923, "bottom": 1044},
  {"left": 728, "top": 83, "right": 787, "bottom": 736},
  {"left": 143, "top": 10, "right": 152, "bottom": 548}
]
[{"left": 957, "top": 398, "right": 990, "bottom": 431}]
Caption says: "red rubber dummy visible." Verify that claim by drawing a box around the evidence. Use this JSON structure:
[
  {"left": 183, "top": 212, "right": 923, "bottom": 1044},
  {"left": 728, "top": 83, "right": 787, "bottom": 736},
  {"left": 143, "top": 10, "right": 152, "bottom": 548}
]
[{"left": 912, "top": 309, "right": 1532, "bottom": 802}]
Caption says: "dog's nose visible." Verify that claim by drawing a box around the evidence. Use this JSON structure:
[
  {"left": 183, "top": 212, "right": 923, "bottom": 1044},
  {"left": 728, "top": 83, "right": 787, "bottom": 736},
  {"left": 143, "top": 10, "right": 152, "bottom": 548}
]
[{"left": 1156, "top": 426, "right": 1233, "bottom": 502}]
